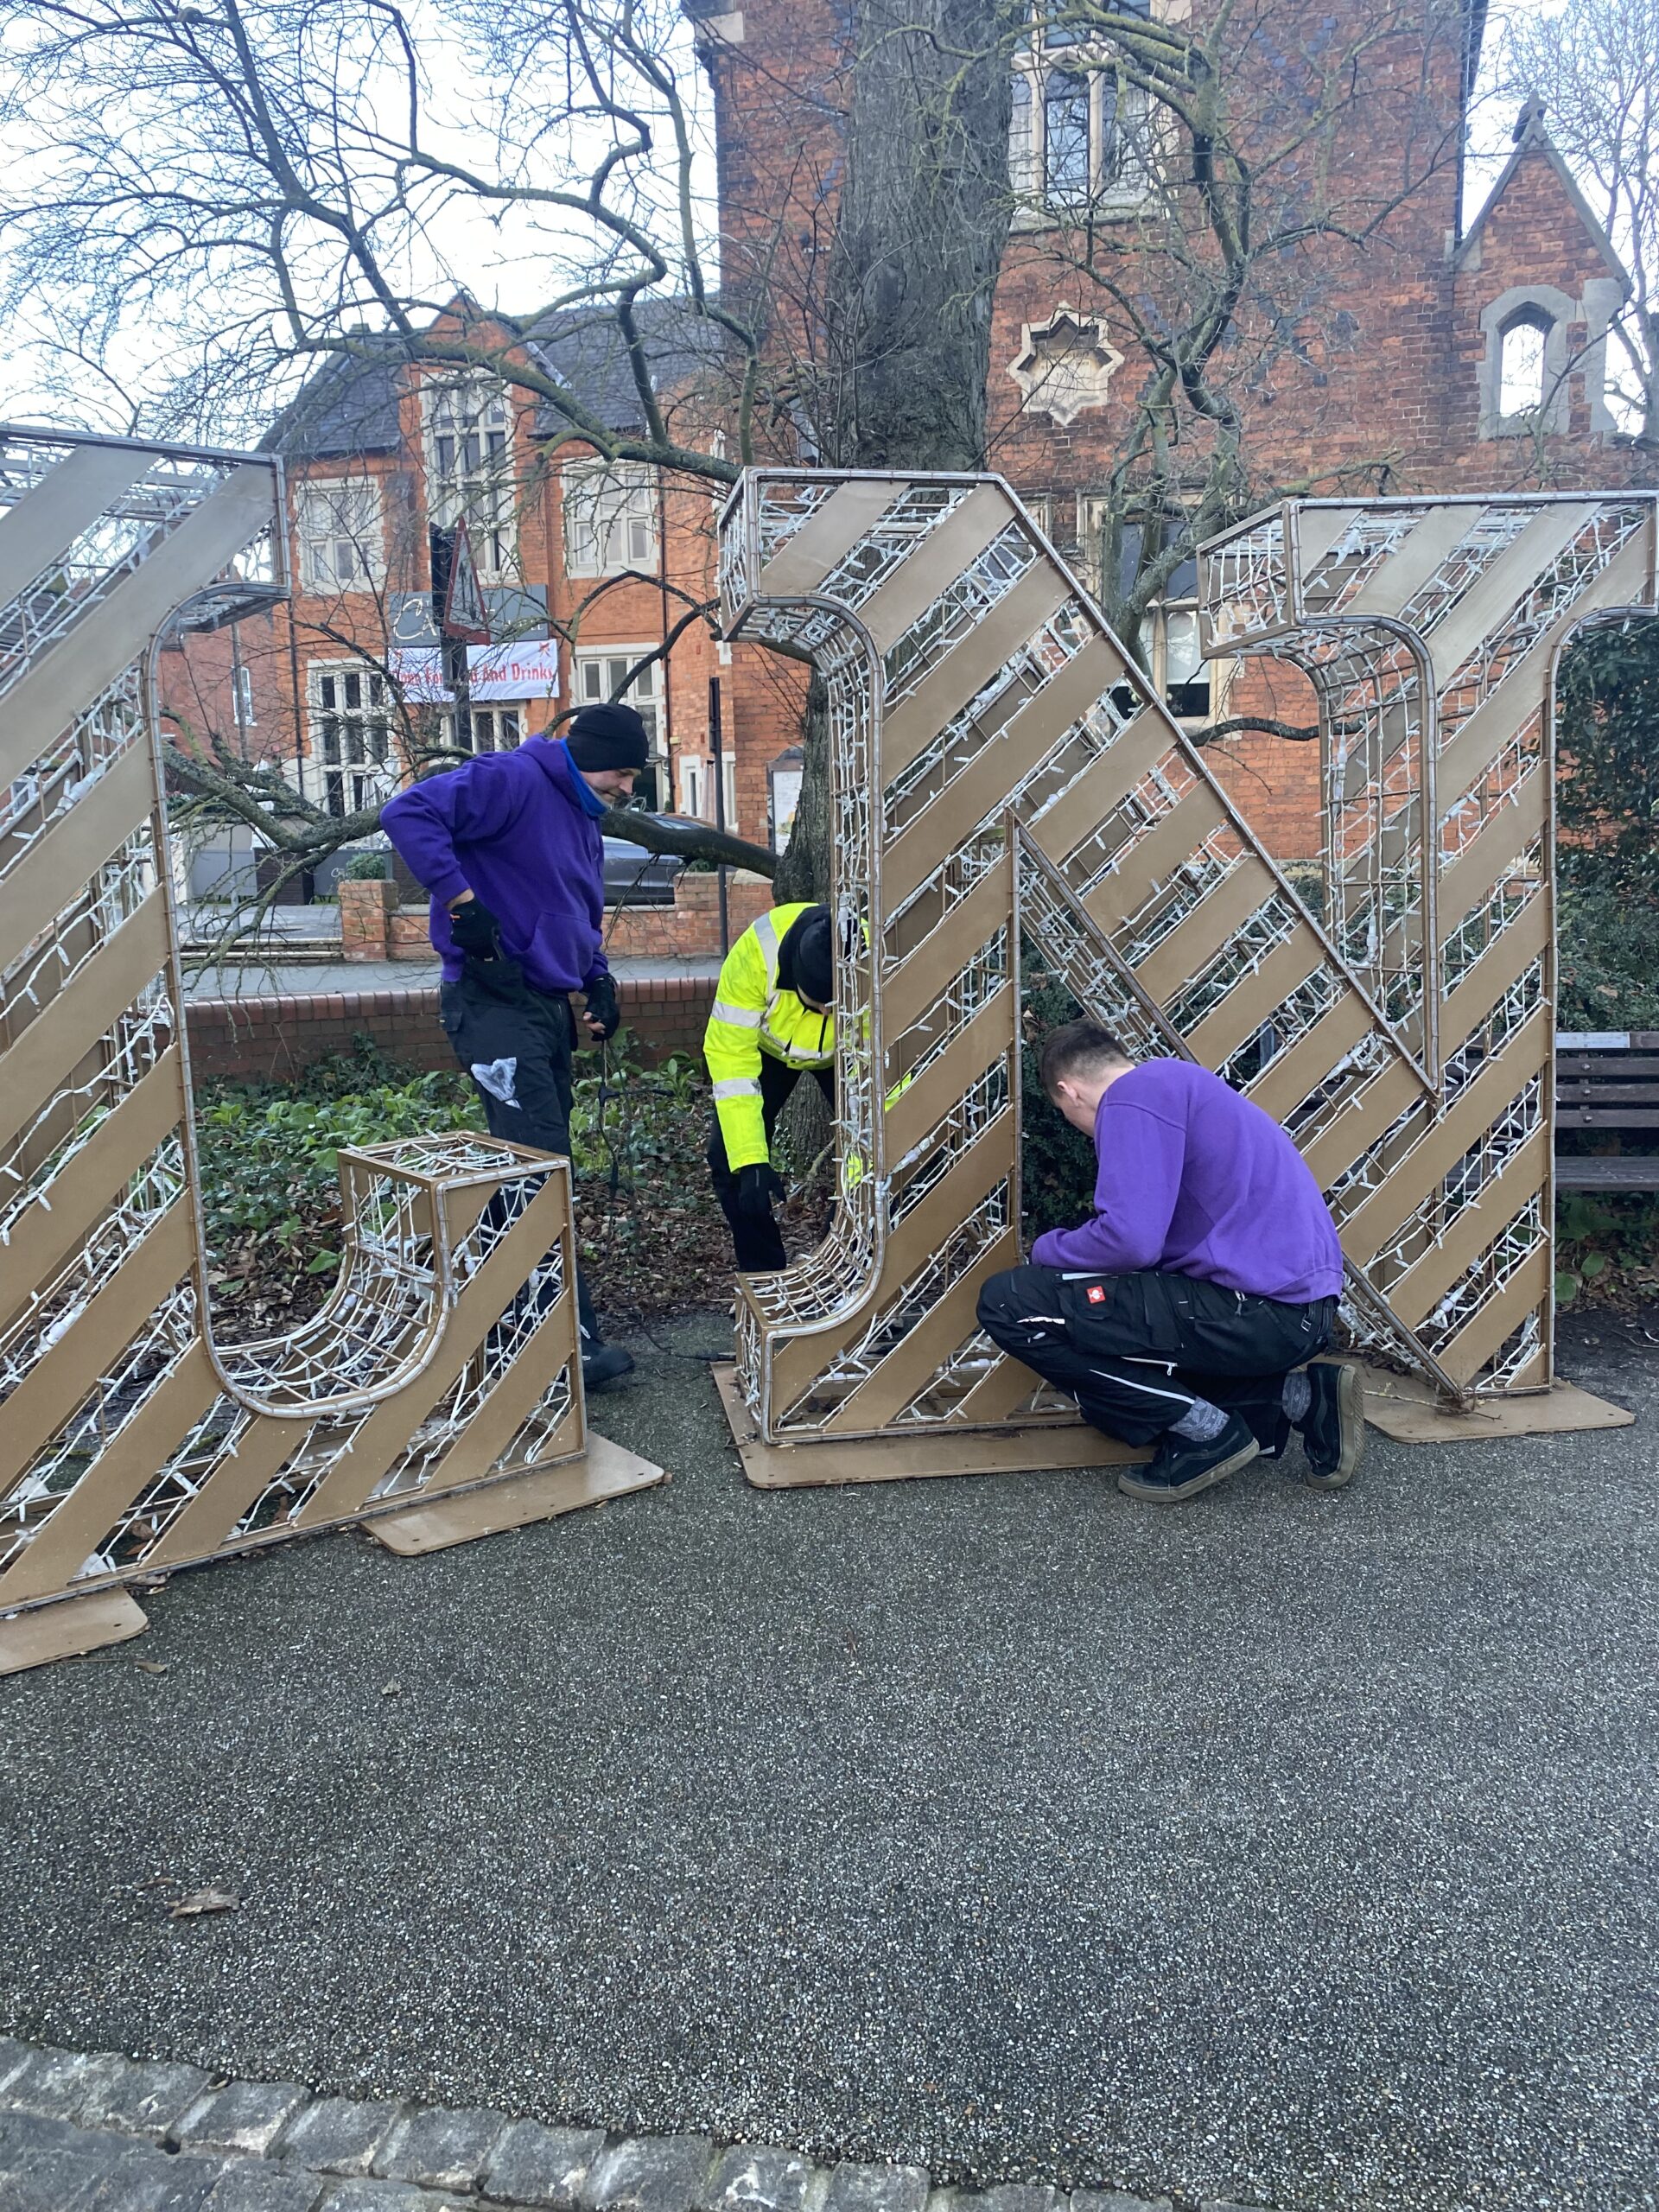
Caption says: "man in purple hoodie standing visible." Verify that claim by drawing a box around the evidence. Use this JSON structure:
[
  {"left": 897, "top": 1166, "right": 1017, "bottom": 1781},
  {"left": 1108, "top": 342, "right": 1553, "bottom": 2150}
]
[
  {"left": 976, "top": 1020, "right": 1363, "bottom": 1503},
  {"left": 380, "top": 702, "right": 649, "bottom": 1389}
]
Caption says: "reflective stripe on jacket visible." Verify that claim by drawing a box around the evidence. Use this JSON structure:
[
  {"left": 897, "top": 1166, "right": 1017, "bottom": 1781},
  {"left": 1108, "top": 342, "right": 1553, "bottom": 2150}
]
[{"left": 703, "top": 904, "right": 835, "bottom": 1169}]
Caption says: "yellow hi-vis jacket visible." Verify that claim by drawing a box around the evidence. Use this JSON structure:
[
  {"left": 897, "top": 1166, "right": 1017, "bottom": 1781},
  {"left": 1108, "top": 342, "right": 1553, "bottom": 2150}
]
[{"left": 704, "top": 903, "right": 834, "bottom": 1170}]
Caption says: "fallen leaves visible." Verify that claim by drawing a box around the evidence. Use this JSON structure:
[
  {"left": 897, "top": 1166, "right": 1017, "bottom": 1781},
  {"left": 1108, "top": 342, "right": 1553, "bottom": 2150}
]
[
  {"left": 134, "top": 1658, "right": 169, "bottom": 1676},
  {"left": 169, "top": 1888, "right": 239, "bottom": 1920}
]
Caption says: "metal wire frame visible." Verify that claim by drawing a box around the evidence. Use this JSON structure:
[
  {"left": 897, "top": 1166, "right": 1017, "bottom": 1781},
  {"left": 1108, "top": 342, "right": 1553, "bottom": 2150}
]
[
  {"left": 0, "top": 428, "right": 596, "bottom": 1616},
  {"left": 725, "top": 472, "right": 1659, "bottom": 1432}
]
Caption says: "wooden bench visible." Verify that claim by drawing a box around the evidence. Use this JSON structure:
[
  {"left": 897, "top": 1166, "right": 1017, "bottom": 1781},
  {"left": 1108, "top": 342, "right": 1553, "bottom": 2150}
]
[{"left": 1554, "top": 1031, "right": 1659, "bottom": 1192}]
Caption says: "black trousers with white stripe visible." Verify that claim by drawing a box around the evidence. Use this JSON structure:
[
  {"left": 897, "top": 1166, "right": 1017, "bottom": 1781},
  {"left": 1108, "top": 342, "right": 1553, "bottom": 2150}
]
[{"left": 976, "top": 1264, "right": 1337, "bottom": 1449}]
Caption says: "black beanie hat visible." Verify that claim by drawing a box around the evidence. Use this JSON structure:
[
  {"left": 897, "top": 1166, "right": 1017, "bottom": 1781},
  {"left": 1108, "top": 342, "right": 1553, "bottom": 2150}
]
[
  {"left": 782, "top": 906, "right": 834, "bottom": 1007},
  {"left": 567, "top": 701, "right": 651, "bottom": 772}
]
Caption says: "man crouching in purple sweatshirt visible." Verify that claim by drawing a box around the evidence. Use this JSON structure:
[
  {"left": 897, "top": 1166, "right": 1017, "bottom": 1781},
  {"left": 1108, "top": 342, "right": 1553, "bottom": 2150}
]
[
  {"left": 976, "top": 1020, "right": 1364, "bottom": 1503},
  {"left": 380, "top": 702, "right": 648, "bottom": 1390}
]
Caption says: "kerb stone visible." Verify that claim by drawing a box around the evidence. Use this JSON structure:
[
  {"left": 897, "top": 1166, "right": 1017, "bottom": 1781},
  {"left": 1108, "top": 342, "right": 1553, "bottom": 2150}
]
[
  {"left": 704, "top": 2145, "right": 817, "bottom": 2212},
  {"left": 957, "top": 2190, "right": 1062, "bottom": 2212},
  {"left": 1071, "top": 2195, "right": 1175, "bottom": 2212},
  {"left": 5, "top": 2046, "right": 134, "bottom": 2123},
  {"left": 0, "top": 2037, "right": 39, "bottom": 2095},
  {"left": 481, "top": 2118, "right": 607, "bottom": 2209},
  {"left": 78, "top": 2056, "right": 217, "bottom": 2139},
  {"left": 823, "top": 2164, "right": 931, "bottom": 2212},
  {"left": 373, "top": 2102, "right": 511, "bottom": 2191},
  {"left": 274, "top": 2097, "right": 408, "bottom": 2178},
  {"left": 582, "top": 2134, "right": 714, "bottom": 2212},
  {"left": 201, "top": 2161, "right": 327, "bottom": 2211},
  {"left": 173, "top": 2080, "right": 311, "bottom": 2157}
]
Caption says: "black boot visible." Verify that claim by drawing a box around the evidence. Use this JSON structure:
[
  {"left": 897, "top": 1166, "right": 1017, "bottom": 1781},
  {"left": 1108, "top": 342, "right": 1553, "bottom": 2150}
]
[
  {"left": 1116, "top": 1411, "right": 1260, "bottom": 1503},
  {"left": 1294, "top": 1359, "right": 1364, "bottom": 1489},
  {"left": 577, "top": 1269, "right": 635, "bottom": 1390}
]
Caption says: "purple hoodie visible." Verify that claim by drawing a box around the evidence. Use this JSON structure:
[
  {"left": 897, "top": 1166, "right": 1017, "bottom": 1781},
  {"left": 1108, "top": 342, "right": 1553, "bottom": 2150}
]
[
  {"left": 380, "top": 737, "right": 608, "bottom": 994},
  {"left": 1032, "top": 1059, "right": 1344, "bottom": 1303}
]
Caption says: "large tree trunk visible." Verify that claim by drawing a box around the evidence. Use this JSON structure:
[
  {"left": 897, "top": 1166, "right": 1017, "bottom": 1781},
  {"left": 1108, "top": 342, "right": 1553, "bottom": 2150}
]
[{"left": 776, "top": 0, "right": 1014, "bottom": 895}]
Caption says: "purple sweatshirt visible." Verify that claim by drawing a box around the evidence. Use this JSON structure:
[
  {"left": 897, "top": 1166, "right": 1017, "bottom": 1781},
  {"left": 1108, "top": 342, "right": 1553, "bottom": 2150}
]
[
  {"left": 379, "top": 738, "right": 608, "bottom": 994},
  {"left": 1032, "top": 1059, "right": 1344, "bottom": 1303}
]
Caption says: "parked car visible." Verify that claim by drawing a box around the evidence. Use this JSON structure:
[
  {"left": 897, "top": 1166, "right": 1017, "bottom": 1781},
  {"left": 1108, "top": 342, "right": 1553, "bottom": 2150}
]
[{"left": 602, "top": 815, "right": 699, "bottom": 906}]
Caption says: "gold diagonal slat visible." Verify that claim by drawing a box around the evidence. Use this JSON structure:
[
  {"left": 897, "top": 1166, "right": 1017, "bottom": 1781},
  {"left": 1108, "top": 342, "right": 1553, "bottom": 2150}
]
[
  {"left": 1135, "top": 859, "right": 1276, "bottom": 1007},
  {"left": 0, "top": 892, "right": 168, "bottom": 1150},
  {"left": 769, "top": 1111, "right": 1014, "bottom": 1415},
  {"left": 0, "top": 465, "right": 277, "bottom": 790},
  {"left": 1186, "top": 931, "right": 1323, "bottom": 1071},
  {"left": 293, "top": 1176, "right": 571, "bottom": 1525},
  {"left": 858, "top": 484, "right": 1016, "bottom": 654},
  {"left": 1345, "top": 505, "right": 1485, "bottom": 620},
  {"left": 1084, "top": 787, "right": 1222, "bottom": 936},
  {"left": 1338, "top": 1007, "right": 1548, "bottom": 1266},
  {"left": 756, "top": 479, "right": 912, "bottom": 599},
  {"left": 1024, "top": 709, "right": 1173, "bottom": 862},
  {"left": 1438, "top": 900, "right": 1548, "bottom": 1061},
  {"left": 0, "top": 1199, "right": 195, "bottom": 1499},
  {"left": 823, "top": 1230, "right": 1021, "bottom": 1435},
  {"left": 1291, "top": 505, "right": 1364, "bottom": 594},
  {"left": 1424, "top": 504, "right": 1599, "bottom": 688},
  {"left": 0, "top": 1048, "right": 185, "bottom": 1338},
  {"left": 883, "top": 988, "right": 1012, "bottom": 1164},
  {"left": 951, "top": 1353, "right": 1047, "bottom": 1426},
  {"left": 141, "top": 1412, "right": 319, "bottom": 1571},
  {"left": 416, "top": 1284, "right": 583, "bottom": 1497},
  {"left": 1301, "top": 1061, "right": 1423, "bottom": 1195},
  {"left": 880, "top": 563, "right": 1071, "bottom": 781},
  {"left": 0, "top": 1338, "right": 220, "bottom": 1607},
  {"left": 1436, "top": 776, "right": 1547, "bottom": 942},
  {"left": 1246, "top": 993, "right": 1372, "bottom": 1125},
  {"left": 0, "top": 741, "right": 154, "bottom": 978},
  {"left": 1438, "top": 1246, "right": 1551, "bottom": 1386},
  {"left": 884, "top": 866, "right": 1011, "bottom": 1042},
  {"left": 1387, "top": 1128, "right": 1549, "bottom": 1332},
  {"left": 1437, "top": 533, "right": 1649, "bottom": 810},
  {"left": 0, "top": 442, "right": 156, "bottom": 614}
]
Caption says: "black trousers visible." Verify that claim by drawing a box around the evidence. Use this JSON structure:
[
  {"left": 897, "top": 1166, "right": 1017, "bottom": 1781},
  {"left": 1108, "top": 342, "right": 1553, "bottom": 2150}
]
[
  {"left": 439, "top": 956, "right": 603, "bottom": 1347},
  {"left": 976, "top": 1264, "right": 1337, "bottom": 1450},
  {"left": 708, "top": 1053, "right": 835, "bottom": 1273}
]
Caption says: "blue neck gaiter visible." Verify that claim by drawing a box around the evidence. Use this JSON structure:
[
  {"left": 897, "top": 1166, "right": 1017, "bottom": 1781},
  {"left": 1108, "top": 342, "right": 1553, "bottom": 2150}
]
[{"left": 557, "top": 739, "right": 610, "bottom": 819}]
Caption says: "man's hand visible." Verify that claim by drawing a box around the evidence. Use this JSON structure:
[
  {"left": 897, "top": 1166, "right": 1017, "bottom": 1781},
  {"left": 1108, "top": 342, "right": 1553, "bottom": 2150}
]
[
  {"left": 448, "top": 894, "right": 501, "bottom": 962},
  {"left": 583, "top": 971, "right": 620, "bottom": 1042},
  {"left": 736, "top": 1163, "right": 785, "bottom": 1218}
]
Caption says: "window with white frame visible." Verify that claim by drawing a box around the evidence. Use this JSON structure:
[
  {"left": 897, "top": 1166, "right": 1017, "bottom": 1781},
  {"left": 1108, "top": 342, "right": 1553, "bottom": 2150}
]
[
  {"left": 1074, "top": 494, "right": 1217, "bottom": 720},
  {"left": 575, "top": 648, "right": 664, "bottom": 807},
  {"left": 443, "top": 706, "right": 523, "bottom": 755},
  {"left": 233, "top": 664, "right": 256, "bottom": 728},
  {"left": 310, "top": 664, "right": 394, "bottom": 817},
  {"left": 296, "top": 479, "right": 385, "bottom": 593},
  {"left": 1498, "top": 311, "right": 1552, "bottom": 422},
  {"left": 563, "top": 462, "right": 658, "bottom": 577},
  {"left": 426, "top": 378, "right": 517, "bottom": 578},
  {"left": 680, "top": 754, "right": 707, "bottom": 818},
  {"left": 1010, "top": 10, "right": 1151, "bottom": 216}
]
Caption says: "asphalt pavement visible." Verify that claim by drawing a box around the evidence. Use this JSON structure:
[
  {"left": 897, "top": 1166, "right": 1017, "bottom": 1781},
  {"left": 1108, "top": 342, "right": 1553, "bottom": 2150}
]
[{"left": 3, "top": 1317, "right": 1656, "bottom": 2212}]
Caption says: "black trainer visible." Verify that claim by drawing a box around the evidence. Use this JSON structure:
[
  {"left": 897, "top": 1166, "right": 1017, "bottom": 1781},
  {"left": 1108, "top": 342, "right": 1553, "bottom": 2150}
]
[
  {"left": 1117, "top": 1411, "right": 1261, "bottom": 1503},
  {"left": 582, "top": 1342, "right": 637, "bottom": 1390},
  {"left": 1294, "top": 1358, "right": 1365, "bottom": 1489}
]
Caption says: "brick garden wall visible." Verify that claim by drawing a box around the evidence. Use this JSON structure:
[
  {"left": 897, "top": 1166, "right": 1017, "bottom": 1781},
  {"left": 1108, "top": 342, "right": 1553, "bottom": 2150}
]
[{"left": 187, "top": 973, "right": 718, "bottom": 1084}]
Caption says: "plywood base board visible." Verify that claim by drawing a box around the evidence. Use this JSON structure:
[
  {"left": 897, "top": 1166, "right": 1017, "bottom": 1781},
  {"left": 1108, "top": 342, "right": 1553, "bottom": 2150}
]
[
  {"left": 365, "top": 1433, "right": 667, "bottom": 1556},
  {"left": 714, "top": 1363, "right": 1147, "bottom": 1489},
  {"left": 1362, "top": 1365, "right": 1635, "bottom": 1443},
  {"left": 0, "top": 1589, "right": 149, "bottom": 1676}
]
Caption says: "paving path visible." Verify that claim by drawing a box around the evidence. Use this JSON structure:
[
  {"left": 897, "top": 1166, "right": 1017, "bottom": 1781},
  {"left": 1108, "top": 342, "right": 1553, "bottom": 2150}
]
[{"left": 3, "top": 1319, "right": 1656, "bottom": 2212}]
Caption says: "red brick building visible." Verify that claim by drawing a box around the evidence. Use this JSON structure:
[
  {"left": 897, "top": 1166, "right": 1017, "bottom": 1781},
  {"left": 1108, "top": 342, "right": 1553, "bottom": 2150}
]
[
  {"left": 161, "top": 22, "right": 1651, "bottom": 879},
  {"left": 693, "top": 0, "right": 1650, "bottom": 854}
]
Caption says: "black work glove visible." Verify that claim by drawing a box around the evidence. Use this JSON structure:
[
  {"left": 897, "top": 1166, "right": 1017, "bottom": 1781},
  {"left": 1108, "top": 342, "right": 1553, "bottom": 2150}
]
[
  {"left": 448, "top": 897, "right": 501, "bottom": 961},
  {"left": 583, "top": 971, "right": 620, "bottom": 1040},
  {"left": 736, "top": 1163, "right": 785, "bottom": 1218}
]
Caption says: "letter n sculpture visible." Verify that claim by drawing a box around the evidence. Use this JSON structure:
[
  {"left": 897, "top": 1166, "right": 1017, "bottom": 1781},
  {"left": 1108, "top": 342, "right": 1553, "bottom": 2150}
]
[
  {"left": 0, "top": 429, "right": 662, "bottom": 1674},
  {"left": 715, "top": 472, "right": 1651, "bottom": 1481}
]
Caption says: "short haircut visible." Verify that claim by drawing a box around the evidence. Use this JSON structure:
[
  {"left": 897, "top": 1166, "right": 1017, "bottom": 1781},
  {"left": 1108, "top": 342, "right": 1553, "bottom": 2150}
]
[{"left": 1039, "top": 1020, "right": 1133, "bottom": 1094}]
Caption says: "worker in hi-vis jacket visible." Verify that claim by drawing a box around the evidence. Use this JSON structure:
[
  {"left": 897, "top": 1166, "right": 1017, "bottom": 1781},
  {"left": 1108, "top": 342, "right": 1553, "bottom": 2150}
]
[{"left": 703, "top": 904, "right": 836, "bottom": 1272}]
